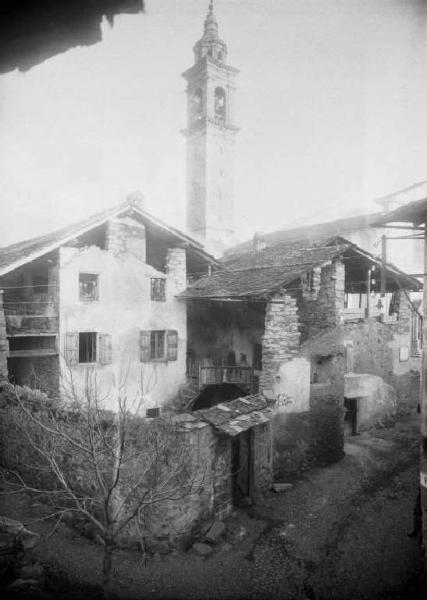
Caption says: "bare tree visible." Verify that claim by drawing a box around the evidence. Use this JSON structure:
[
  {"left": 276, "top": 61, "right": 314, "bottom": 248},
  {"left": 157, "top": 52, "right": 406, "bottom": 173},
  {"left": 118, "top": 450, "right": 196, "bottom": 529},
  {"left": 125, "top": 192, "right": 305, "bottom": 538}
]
[{"left": 0, "top": 370, "right": 204, "bottom": 599}]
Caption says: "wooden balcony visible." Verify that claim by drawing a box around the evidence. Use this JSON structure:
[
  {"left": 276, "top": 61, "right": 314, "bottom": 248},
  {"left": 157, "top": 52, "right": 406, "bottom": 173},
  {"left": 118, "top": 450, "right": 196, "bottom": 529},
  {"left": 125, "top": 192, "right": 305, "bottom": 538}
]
[
  {"left": 198, "top": 365, "right": 254, "bottom": 391},
  {"left": 4, "top": 293, "right": 58, "bottom": 336}
]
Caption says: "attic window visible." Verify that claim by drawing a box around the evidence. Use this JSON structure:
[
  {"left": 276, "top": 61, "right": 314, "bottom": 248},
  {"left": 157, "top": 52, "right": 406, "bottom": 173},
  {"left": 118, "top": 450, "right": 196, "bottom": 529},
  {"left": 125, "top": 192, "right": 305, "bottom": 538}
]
[
  {"left": 151, "top": 278, "right": 166, "bottom": 301},
  {"left": 79, "top": 273, "right": 99, "bottom": 301}
]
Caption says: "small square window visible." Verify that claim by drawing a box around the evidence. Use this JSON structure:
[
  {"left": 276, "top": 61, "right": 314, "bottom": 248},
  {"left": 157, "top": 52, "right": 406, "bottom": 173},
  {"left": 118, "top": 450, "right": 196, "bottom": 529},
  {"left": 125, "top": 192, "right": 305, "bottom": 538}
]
[
  {"left": 146, "top": 407, "right": 160, "bottom": 418},
  {"left": 151, "top": 278, "right": 166, "bottom": 301},
  {"left": 150, "top": 331, "right": 165, "bottom": 360},
  {"left": 79, "top": 273, "right": 99, "bottom": 301},
  {"left": 79, "top": 332, "right": 97, "bottom": 363}
]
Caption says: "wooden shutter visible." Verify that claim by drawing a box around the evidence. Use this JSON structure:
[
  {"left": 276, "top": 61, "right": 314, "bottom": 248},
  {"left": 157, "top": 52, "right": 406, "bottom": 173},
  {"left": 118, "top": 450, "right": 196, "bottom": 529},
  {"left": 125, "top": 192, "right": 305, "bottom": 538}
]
[
  {"left": 166, "top": 330, "right": 178, "bottom": 361},
  {"left": 65, "top": 332, "right": 79, "bottom": 366},
  {"left": 99, "top": 334, "right": 112, "bottom": 365},
  {"left": 140, "top": 330, "right": 151, "bottom": 362}
]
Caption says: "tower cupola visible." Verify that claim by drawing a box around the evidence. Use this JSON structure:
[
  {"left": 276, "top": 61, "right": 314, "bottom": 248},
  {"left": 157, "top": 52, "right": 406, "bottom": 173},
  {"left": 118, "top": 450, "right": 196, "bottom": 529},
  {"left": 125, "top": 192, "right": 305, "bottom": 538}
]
[{"left": 193, "top": 1, "right": 227, "bottom": 64}]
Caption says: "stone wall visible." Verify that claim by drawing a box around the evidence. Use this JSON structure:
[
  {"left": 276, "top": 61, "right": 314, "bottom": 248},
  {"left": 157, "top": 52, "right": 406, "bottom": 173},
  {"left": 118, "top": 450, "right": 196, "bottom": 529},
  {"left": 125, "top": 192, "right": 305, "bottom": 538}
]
[
  {"left": 260, "top": 293, "right": 300, "bottom": 393},
  {"left": 0, "top": 291, "right": 8, "bottom": 378},
  {"left": 297, "top": 260, "right": 345, "bottom": 342},
  {"left": 166, "top": 247, "right": 187, "bottom": 294},
  {"left": 106, "top": 217, "right": 146, "bottom": 261}
]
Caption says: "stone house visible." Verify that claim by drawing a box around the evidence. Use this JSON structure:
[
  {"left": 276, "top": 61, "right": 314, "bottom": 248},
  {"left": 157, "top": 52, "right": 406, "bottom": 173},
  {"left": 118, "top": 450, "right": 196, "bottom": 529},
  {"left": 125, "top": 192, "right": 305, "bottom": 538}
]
[
  {"left": 180, "top": 235, "right": 422, "bottom": 475},
  {"left": 0, "top": 197, "right": 277, "bottom": 536},
  {"left": 0, "top": 197, "right": 218, "bottom": 413}
]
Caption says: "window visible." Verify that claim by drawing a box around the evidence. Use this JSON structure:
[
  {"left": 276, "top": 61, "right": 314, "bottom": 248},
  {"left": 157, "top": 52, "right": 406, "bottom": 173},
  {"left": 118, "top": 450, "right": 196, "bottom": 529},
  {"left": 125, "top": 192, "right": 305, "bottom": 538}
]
[
  {"left": 79, "top": 332, "right": 97, "bottom": 363},
  {"left": 79, "top": 273, "right": 99, "bottom": 301},
  {"left": 140, "top": 330, "right": 178, "bottom": 362},
  {"left": 146, "top": 407, "right": 160, "bottom": 418},
  {"left": 65, "top": 332, "right": 111, "bottom": 366},
  {"left": 151, "top": 278, "right": 166, "bottom": 301},
  {"left": 150, "top": 331, "right": 165, "bottom": 360}
]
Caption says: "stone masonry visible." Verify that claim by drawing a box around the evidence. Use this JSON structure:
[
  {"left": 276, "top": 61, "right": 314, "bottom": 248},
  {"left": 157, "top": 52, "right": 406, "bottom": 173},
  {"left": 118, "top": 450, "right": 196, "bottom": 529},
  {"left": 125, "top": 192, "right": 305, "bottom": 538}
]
[
  {"left": 260, "top": 293, "right": 300, "bottom": 393},
  {"left": 166, "top": 247, "right": 187, "bottom": 294},
  {"left": 106, "top": 217, "right": 146, "bottom": 261},
  {"left": 0, "top": 290, "right": 9, "bottom": 378},
  {"left": 298, "top": 260, "right": 345, "bottom": 341}
]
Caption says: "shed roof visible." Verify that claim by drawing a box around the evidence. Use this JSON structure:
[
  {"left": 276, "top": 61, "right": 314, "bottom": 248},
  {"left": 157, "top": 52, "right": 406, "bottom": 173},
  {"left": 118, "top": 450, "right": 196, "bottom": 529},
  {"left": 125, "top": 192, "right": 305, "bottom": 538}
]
[
  {"left": 0, "top": 199, "right": 218, "bottom": 277},
  {"left": 195, "top": 394, "right": 274, "bottom": 436}
]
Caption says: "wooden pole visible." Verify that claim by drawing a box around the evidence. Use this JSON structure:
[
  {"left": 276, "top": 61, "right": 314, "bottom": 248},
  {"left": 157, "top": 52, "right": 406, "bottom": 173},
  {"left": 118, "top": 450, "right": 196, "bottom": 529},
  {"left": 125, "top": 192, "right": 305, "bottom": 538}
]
[
  {"left": 365, "top": 268, "right": 371, "bottom": 317},
  {"left": 381, "top": 234, "right": 386, "bottom": 297},
  {"left": 421, "top": 224, "right": 427, "bottom": 551}
]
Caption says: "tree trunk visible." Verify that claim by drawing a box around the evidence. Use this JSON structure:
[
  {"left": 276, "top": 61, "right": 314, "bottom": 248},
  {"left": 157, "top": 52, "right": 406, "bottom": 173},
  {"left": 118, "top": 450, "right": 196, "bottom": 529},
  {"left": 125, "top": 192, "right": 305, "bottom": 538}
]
[{"left": 102, "top": 542, "right": 114, "bottom": 600}]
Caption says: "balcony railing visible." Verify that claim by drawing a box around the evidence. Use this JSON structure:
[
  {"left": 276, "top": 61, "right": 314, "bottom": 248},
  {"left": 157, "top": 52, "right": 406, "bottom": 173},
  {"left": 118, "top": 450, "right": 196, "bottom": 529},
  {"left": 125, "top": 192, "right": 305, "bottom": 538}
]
[
  {"left": 3, "top": 292, "right": 58, "bottom": 335},
  {"left": 198, "top": 365, "right": 253, "bottom": 390}
]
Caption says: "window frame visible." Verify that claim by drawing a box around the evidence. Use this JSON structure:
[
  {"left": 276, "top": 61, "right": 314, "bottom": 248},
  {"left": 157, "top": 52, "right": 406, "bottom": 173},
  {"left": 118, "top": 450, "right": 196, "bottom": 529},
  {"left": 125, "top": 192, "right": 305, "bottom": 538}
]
[
  {"left": 79, "top": 272, "right": 100, "bottom": 302},
  {"left": 78, "top": 331, "right": 98, "bottom": 364},
  {"left": 150, "top": 330, "right": 166, "bottom": 361},
  {"left": 150, "top": 278, "right": 166, "bottom": 302}
]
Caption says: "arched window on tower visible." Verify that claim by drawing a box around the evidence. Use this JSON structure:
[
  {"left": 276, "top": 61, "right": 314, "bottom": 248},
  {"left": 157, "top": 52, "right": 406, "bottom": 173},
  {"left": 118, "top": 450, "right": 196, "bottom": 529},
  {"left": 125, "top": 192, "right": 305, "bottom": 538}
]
[
  {"left": 214, "top": 87, "right": 226, "bottom": 123},
  {"left": 191, "top": 87, "right": 203, "bottom": 123}
]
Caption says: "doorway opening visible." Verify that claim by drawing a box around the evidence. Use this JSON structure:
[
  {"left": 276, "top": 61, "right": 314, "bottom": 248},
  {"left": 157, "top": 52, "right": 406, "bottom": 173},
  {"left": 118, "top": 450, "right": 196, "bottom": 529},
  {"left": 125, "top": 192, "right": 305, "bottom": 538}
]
[
  {"left": 344, "top": 397, "right": 358, "bottom": 436},
  {"left": 231, "top": 429, "right": 253, "bottom": 506}
]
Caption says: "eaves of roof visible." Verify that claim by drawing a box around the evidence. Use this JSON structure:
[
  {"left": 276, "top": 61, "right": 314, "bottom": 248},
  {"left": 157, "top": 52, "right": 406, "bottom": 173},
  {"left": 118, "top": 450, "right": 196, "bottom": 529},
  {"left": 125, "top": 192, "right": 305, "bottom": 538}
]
[{"left": 0, "top": 200, "right": 218, "bottom": 277}]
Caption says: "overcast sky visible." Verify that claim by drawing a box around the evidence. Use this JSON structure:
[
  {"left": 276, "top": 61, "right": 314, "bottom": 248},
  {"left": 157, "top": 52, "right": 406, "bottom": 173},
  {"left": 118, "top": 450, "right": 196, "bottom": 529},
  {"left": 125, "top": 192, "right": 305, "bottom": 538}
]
[{"left": 1, "top": 0, "right": 426, "bottom": 246}]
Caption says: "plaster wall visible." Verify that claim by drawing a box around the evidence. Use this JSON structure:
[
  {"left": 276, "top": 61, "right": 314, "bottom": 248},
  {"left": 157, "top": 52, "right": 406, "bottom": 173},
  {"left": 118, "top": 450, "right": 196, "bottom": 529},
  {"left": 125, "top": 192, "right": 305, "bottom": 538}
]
[
  {"left": 58, "top": 244, "right": 187, "bottom": 412},
  {"left": 345, "top": 373, "right": 397, "bottom": 430}
]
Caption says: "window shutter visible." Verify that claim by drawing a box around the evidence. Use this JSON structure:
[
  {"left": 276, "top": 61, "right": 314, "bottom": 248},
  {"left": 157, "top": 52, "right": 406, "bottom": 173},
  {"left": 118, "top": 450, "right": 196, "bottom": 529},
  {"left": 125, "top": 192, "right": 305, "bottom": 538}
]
[
  {"left": 140, "top": 330, "right": 151, "bottom": 362},
  {"left": 99, "top": 334, "right": 112, "bottom": 365},
  {"left": 166, "top": 330, "right": 178, "bottom": 361},
  {"left": 65, "top": 332, "right": 79, "bottom": 366}
]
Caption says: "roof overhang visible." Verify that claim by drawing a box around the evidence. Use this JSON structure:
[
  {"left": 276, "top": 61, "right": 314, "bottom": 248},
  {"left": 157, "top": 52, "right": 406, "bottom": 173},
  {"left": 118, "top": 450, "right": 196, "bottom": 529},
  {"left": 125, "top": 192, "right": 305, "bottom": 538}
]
[
  {"left": 371, "top": 197, "right": 427, "bottom": 228},
  {"left": 0, "top": 200, "right": 219, "bottom": 278}
]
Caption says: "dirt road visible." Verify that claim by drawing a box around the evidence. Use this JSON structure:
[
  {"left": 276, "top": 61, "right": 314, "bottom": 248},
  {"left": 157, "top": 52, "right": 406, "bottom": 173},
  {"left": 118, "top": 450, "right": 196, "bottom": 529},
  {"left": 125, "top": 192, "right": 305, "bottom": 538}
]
[{"left": 251, "top": 415, "right": 424, "bottom": 600}]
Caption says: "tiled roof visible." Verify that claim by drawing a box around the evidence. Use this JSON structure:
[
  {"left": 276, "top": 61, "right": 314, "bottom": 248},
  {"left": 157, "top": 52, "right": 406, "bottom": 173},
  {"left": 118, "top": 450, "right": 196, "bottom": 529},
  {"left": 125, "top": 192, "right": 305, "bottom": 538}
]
[
  {"left": 0, "top": 200, "right": 217, "bottom": 276},
  {"left": 180, "top": 265, "right": 319, "bottom": 299},
  {"left": 222, "top": 240, "right": 343, "bottom": 271},
  {"left": 223, "top": 212, "right": 383, "bottom": 258},
  {"left": 180, "top": 236, "right": 421, "bottom": 299},
  {"left": 196, "top": 394, "right": 274, "bottom": 436},
  {"left": 180, "top": 241, "right": 347, "bottom": 299}
]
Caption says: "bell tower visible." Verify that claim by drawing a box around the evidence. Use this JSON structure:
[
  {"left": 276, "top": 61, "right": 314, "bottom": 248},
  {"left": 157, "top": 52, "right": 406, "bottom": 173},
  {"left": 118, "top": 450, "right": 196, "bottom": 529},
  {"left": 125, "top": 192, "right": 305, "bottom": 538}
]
[{"left": 182, "top": 1, "right": 239, "bottom": 255}]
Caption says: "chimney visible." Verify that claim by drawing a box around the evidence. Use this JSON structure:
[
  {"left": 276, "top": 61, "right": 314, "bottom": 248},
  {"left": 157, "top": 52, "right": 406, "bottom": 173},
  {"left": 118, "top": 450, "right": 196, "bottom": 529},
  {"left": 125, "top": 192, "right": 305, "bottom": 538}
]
[{"left": 127, "top": 190, "right": 146, "bottom": 211}]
